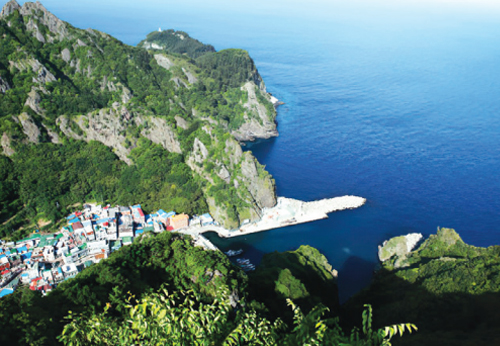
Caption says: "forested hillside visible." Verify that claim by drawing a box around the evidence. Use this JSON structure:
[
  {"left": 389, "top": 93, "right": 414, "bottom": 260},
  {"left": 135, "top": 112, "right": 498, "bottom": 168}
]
[
  {"left": 0, "top": 0, "right": 278, "bottom": 237},
  {"left": 343, "top": 228, "right": 500, "bottom": 345},
  {"left": 0, "top": 231, "right": 414, "bottom": 346}
]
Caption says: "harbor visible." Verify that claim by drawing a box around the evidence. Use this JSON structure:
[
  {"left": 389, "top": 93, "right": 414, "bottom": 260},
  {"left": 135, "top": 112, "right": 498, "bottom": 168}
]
[{"left": 179, "top": 195, "right": 366, "bottom": 243}]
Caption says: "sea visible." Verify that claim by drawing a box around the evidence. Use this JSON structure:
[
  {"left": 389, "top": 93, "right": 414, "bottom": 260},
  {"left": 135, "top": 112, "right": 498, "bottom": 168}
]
[{"left": 15, "top": 0, "right": 500, "bottom": 302}]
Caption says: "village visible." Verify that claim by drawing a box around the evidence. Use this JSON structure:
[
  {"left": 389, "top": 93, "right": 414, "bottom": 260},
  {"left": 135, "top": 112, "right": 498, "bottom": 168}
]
[{"left": 0, "top": 203, "right": 216, "bottom": 299}]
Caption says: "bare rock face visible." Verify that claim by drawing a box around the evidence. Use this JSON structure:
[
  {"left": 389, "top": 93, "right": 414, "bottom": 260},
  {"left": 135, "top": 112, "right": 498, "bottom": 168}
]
[
  {"left": 24, "top": 88, "right": 44, "bottom": 115},
  {"left": 41, "top": 123, "right": 59, "bottom": 143},
  {"left": 0, "top": 76, "right": 10, "bottom": 93},
  {"left": 58, "top": 109, "right": 182, "bottom": 164},
  {"left": 19, "top": 1, "right": 70, "bottom": 41},
  {"left": 182, "top": 67, "right": 197, "bottom": 84},
  {"left": 231, "top": 81, "right": 278, "bottom": 141},
  {"left": 1, "top": 132, "right": 15, "bottom": 156},
  {"left": 240, "top": 151, "right": 276, "bottom": 209},
  {"left": 18, "top": 112, "right": 41, "bottom": 144},
  {"left": 175, "top": 116, "right": 189, "bottom": 130},
  {"left": 154, "top": 54, "right": 173, "bottom": 70},
  {"left": 139, "top": 117, "right": 182, "bottom": 154},
  {"left": 61, "top": 48, "right": 71, "bottom": 62},
  {"left": 0, "top": 0, "right": 20, "bottom": 18},
  {"left": 12, "top": 59, "right": 56, "bottom": 84},
  {"left": 378, "top": 233, "right": 423, "bottom": 267}
]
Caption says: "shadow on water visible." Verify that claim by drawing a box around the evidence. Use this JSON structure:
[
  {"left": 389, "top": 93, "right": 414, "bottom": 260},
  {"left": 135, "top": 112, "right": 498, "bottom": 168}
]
[
  {"left": 337, "top": 256, "right": 377, "bottom": 304},
  {"left": 203, "top": 231, "right": 267, "bottom": 266},
  {"left": 341, "top": 268, "right": 500, "bottom": 346}
]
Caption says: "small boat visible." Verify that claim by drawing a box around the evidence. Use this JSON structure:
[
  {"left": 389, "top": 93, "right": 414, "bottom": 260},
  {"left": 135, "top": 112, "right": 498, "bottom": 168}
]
[
  {"left": 236, "top": 258, "right": 250, "bottom": 264},
  {"left": 225, "top": 249, "right": 243, "bottom": 257}
]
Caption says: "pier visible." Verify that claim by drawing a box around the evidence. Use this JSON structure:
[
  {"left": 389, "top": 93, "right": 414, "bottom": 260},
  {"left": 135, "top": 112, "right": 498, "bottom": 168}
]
[{"left": 179, "top": 195, "right": 366, "bottom": 250}]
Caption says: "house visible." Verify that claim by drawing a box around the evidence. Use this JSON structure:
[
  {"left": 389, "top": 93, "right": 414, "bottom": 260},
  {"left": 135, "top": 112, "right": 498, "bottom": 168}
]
[
  {"left": 157, "top": 210, "right": 176, "bottom": 225},
  {"left": 87, "top": 240, "right": 109, "bottom": 256},
  {"left": 153, "top": 221, "right": 164, "bottom": 233},
  {"left": 121, "top": 236, "right": 133, "bottom": 246},
  {"left": 120, "top": 206, "right": 131, "bottom": 215},
  {"left": 94, "top": 253, "right": 106, "bottom": 262},
  {"left": 119, "top": 214, "right": 134, "bottom": 238},
  {"left": 170, "top": 214, "right": 189, "bottom": 230},
  {"left": 131, "top": 205, "right": 145, "bottom": 224},
  {"left": 61, "top": 264, "right": 78, "bottom": 279},
  {"left": 0, "top": 288, "right": 14, "bottom": 298}
]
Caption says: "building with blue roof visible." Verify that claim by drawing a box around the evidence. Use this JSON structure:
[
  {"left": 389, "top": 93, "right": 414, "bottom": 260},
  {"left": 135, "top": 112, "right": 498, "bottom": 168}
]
[
  {"left": 0, "top": 288, "right": 14, "bottom": 298},
  {"left": 17, "top": 246, "right": 28, "bottom": 253}
]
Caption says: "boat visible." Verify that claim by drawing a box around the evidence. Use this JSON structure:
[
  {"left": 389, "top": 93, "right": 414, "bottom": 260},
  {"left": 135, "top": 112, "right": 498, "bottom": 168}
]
[{"left": 225, "top": 249, "right": 243, "bottom": 257}]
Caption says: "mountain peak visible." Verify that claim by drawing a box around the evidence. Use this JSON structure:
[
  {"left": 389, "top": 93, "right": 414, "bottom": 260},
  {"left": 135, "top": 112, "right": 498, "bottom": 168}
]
[{"left": 0, "top": 0, "right": 20, "bottom": 18}]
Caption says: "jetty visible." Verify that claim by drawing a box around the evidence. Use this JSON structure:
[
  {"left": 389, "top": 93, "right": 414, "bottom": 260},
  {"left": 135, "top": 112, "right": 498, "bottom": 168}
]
[{"left": 179, "top": 195, "right": 366, "bottom": 241}]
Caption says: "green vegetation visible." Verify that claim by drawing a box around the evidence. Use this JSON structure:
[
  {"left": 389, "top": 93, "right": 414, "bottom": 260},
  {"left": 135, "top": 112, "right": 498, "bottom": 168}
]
[
  {"left": 139, "top": 29, "right": 215, "bottom": 59},
  {"left": 0, "top": 138, "right": 207, "bottom": 240},
  {"left": 248, "top": 245, "right": 340, "bottom": 324},
  {"left": 344, "top": 228, "right": 500, "bottom": 345},
  {"left": 0, "top": 232, "right": 245, "bottom": 345},
  {"left": 0, "top": 2, "right": 277, "bottom": 233}
]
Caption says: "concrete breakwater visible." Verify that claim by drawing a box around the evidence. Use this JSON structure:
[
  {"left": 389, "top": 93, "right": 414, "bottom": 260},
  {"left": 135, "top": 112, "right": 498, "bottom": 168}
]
[
  {"left": 180, "top": 196, "right": 366, "bottom": 247},
  {"left": 231, "top": 196, "right": 366, "bottom": 237}
]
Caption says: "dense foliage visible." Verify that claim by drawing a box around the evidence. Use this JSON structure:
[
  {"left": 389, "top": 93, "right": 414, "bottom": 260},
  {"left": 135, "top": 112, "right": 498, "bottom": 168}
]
[
  {"left": 248, "top": 245, "right": 340, "bottom": 324},
  {"left": 139, "top": 29, "right": 216, "bottom": 59},
  {"left": 0, "top": 138, "right": 207, "bottom": 240},
  {"left": 58, "top": 287, "right": 415, "bottom": 346},
  {"left": 0, "top": 1, "right": 277, "bottom": 234},
  {"left": 344, "top": 228, "right": 500, "bottom": 346},
  {"left": 0, "top": 232, "right": 245, "bottom": 345}
]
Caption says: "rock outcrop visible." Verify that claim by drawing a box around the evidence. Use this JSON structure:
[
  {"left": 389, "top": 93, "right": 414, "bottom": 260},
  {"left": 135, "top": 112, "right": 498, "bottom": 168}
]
[
  {"left": 0, "top": 0, "right": 20, "bottom": 18},
  {"left": 19, "top": 1, "right": 70, "bottom": 41},
  {"left": 58, "top": 110, "right": 182, "bottom": 164},
  {"left": 17, "top": 112, "right": 41, "bottom": 144},
  {"left": 0, "top": 76, "right": 10, "bottom": 93},
  {"left": 154, "top": 54, "right": 173, "bottom": 70},
  {"left": 11, "top": 58, "right": 56, "bottom": 84},
  {"left": 24, "top": 88, "right": 44, "bottom": 115},
  {"left": 139, "top": 116, "right": 182, "bottom": 154},
  {"left": 231, "top": 81, "right": 278, "bottom": 141},
  {"left": 378, "top": 233, "right": 423, "bottom": 267},
  {"left": 1, "top": 132, "right": 15, "bottom": 156},
  {"left": 240, "top": 152, "right": 276, "bottom": 209}
]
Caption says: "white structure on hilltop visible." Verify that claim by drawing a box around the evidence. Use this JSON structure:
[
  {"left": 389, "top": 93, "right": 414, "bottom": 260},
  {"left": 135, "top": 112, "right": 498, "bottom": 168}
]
[{"left": 159, "top": 27, "right": 162, "bottom": 32}]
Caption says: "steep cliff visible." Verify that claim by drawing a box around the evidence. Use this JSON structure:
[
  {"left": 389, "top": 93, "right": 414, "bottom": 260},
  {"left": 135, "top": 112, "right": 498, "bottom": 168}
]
[
  {"left": 344, "top": 228, "right": 500, "bottom": 345},
  {"left": 0, "top": 0, "right": 278, "bottom": 230}
]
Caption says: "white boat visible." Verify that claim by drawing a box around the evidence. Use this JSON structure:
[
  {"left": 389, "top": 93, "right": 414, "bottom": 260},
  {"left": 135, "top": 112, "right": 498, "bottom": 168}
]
[{"left": 225, "top": 249, "right": 243, "bottom": 257}]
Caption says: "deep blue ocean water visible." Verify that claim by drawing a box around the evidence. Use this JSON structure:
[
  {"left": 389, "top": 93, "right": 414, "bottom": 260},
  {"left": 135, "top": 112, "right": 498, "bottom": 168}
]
[{"left": 14, "top": 0, "right": 500, "bottom": 301}]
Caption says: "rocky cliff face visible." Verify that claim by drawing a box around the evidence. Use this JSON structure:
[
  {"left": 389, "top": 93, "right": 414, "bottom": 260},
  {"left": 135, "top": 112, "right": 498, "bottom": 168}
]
[
  {"left": 0, "top": 0, "right": 278, "bottom": 228},
  {"left": 187, "top": 130, "right": 275, "bottom": 228},
  {"left": 231, "top": 81, "right": 279, "bottom": 141},
  {"left": 57, "top": 107, "right": 182, "bottom": 164}
]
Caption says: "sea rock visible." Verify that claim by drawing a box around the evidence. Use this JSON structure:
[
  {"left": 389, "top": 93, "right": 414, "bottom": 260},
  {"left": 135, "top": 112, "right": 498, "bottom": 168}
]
[{"left": 378, "top": 233, "right": 423, "bottom": 263}]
